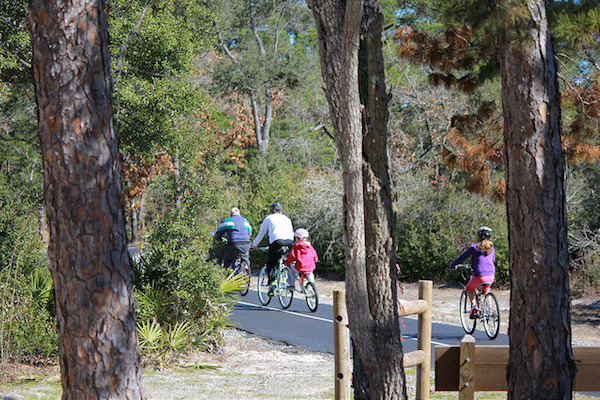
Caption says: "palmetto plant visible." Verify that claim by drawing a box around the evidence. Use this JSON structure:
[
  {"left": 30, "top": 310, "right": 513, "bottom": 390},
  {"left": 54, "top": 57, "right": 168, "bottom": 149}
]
[
  {"left": 29, "top": 269, "right": 53, "bottom": 311},
  {"left": 134, "top": 260, "right": 247, "bottom": 367},
  {"left": 137, "top": 319, "right": 195, "bottom": 369},
  {"left": 136, "top": 283, "right": 173, "bottom": 324},
  {"left": 219, "top": 270, "right": 249, "bottom": 293}
]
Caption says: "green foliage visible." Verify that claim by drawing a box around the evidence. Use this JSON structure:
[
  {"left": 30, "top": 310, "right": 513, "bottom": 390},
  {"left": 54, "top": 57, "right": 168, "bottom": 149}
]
[
  {"left": 0, "top": 0, "right": 30, "bottom": 78},
  {"left": 136, "top": 283, "right": 174, "bottom": 324},
  {"left": 3, "top": 297, "right": 58, "bottom": 361},
  {"left": 209, "top": 0, "right": 315, "bottom": 95},
  {"left": 108, "top": 0, "right": 215, "bottom": 79},
  {"left": 134, "top": 210, "right": 240, "bottom": 356},
  {"left": 220, "top": 270, "right": 249, "bottom": 293},
  {"left": 395, "top": 172, "right": 509, "bottom": 286},
  {"left": 117, "top": 77, "right": 213, "bottom": 161},
  {"left": 0, "top": 228, "right": 55, "bottom": 363},
  {"left": 137, "top": 319, "right": 197, "bottom": 368}
]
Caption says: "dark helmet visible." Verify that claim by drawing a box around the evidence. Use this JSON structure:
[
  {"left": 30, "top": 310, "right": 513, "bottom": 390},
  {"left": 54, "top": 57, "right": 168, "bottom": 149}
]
[
  {"left": 478, "top": 226, "right": 493, "bottom": 240},
  {"left": 270, "top": 202, "right": 283, "bottom": 213}
]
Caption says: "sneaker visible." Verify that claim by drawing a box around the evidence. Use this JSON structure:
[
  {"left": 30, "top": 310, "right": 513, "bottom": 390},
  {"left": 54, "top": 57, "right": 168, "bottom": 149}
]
[
  {"left": 268, "top": 284, "right": 276, "bottom": 297},
  {"left": 470, "top": 305, "right": 479, "bottom": 319}
]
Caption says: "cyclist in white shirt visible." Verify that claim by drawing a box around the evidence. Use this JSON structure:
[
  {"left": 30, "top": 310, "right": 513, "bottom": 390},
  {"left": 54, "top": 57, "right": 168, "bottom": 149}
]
[{"left": 251, "top": 202, "right": 294, "bottom": 294}]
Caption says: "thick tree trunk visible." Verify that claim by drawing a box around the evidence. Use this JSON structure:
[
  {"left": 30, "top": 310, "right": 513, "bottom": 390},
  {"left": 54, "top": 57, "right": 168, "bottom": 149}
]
[
  {"left": 353, "top": 1, "right": 405, "bottom": 398},
  {"left": 500, "top": 0, "right": 576, "bottom": 398},
  {"left": 310, "top": 0, "right": 404, "bottom": 398},
  {"left": 28, "top": 1, "right": 145, "bottom": 399}
]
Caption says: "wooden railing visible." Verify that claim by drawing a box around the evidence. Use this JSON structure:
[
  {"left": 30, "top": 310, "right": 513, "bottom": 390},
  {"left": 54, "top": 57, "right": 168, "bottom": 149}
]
[
  {"left": 435, "top": 335, "right": 600, "bottom": 400},
  {"left": 333, "top": 280, "right": 433, "bottom": 400}
]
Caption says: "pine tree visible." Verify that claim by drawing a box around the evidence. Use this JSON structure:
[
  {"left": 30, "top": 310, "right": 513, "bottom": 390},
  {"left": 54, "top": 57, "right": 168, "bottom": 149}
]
[{"left": 395, "top": 0, "right": 600, "bottom": 200}]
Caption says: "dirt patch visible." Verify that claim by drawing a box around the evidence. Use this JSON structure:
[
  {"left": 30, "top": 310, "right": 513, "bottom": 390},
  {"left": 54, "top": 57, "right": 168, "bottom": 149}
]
[{"left": 0, "top": 362, "right": 59, "bottom": 386}]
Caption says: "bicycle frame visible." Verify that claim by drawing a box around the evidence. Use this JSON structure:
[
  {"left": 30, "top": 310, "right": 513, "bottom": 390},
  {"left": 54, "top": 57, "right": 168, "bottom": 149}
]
[{"left": 256, "top": 246, "right": 293, "bottom": 308}]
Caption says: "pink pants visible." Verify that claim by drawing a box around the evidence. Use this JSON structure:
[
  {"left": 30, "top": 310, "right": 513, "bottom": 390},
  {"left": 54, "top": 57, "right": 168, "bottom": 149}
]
[{"left": 466, "top": 275, "right": 494, "bottom": 294}]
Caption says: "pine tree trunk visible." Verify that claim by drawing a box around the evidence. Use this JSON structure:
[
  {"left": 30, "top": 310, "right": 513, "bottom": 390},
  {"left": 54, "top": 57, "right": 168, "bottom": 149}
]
[
  {"left": 28, "top": 1, "right": 145, "bottom": 399},
  {"left": 500, "top": 0, "right": 576, "bottom": 397},
  {"left": 355, "top": 1, "right": 405, "bottom": 398},
  {"left": 310, "top": 0, "right": 405, "bottom": 397}
]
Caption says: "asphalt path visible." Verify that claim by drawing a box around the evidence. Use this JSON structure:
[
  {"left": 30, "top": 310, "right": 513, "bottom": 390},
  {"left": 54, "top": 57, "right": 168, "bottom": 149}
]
[{"left": 232, "top": 289, "right": 508, "bottom": 360}]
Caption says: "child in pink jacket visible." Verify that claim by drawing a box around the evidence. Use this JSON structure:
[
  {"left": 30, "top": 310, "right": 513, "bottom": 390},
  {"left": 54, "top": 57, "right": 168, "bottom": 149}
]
[{"left": 285, "top": 228, "right": 319, "bottom": 288}]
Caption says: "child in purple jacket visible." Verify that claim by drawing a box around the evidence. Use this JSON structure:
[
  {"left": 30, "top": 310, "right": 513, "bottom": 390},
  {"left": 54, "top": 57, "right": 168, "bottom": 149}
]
[{"left": 450, "top": 226, "right": 496, "bottom": 317}]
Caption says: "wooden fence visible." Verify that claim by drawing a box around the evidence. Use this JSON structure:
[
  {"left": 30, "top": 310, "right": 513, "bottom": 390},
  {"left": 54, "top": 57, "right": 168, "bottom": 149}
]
[
  {"left": 435, "top": 335, "right": 600, "bottom": 400},
  {"left": 333, "top": 280, "right": 433, "bottom": 400}
]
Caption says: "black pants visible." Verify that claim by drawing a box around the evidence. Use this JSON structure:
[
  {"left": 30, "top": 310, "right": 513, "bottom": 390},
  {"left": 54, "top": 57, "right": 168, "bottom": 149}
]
[
  {"left": 267, "top": 239, "right": 294, "bottom": 282},
  {"left": 222, "top": 242, "right": 250, "bottom": 269}
]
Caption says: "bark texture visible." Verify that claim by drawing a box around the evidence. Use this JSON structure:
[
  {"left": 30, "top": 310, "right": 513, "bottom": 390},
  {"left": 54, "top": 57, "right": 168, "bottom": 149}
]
[
  {"left": 354, "top": 1, "right": 405, "bottom": 398},
  {"left": 309, "top": 0, "right": 405, "bottom": 397},
  {"left": 500, "top": 0, "right": 576, "bottom": 398},
  {"left": 28, "top": 1, "right": 145, "bottom": 399}
]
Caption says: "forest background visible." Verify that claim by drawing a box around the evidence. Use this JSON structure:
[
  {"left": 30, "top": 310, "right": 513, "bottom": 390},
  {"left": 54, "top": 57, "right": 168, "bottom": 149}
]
[{"left": 0, "top": 0, "right": 599, "bottom": 364}]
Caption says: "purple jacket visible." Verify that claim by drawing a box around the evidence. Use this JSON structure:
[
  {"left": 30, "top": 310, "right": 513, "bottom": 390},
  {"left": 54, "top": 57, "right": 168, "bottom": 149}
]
[{"left": 451, "top": 244, "right": 496, "bottom": 277}]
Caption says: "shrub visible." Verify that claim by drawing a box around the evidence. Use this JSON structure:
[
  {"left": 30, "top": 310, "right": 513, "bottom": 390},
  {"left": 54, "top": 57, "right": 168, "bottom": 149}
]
[{"left": 395, "top": 175, "right": 509, "bottom": 286}]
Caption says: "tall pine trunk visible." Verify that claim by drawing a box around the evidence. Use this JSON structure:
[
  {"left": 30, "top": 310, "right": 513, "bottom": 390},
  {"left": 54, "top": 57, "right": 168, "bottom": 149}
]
[
  {"left": 353, "top": 1, "right": 405, "bottom": 398},
  {"left": 500, "top": 0, "right": 576, "bottom": 397},
  {"left": 28, "top": 1, "right": 145, "bottom": 398},
  {"left": 310, "top": 0, "right": 405, "bottom": 397}
]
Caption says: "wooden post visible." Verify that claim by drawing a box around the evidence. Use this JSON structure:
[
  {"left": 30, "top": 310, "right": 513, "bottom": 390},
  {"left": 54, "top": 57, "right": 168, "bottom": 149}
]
[
  {"left": 416, "top": 280, "right": 432, "bottom": 400},
  {"left": 459, "top": 335, "right": 476, "bottom": 400},
  {"left": 333, "top": 290, "right": 350, "bottom": 400}
]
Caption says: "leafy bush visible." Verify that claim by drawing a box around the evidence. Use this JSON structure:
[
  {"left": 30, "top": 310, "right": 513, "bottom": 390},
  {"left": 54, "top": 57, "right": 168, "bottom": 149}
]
[
  {"left": 395, "top": 174, "right": 509, "bottom": 286},
  {"left": 134, "top": 215, "right": 239, "bottom": 359},
  {"left": 0, "top": 188, "right": 55, "bottom": 363},
  {"left": 3, "top": 294, "right": 58, "bottom": 361}
]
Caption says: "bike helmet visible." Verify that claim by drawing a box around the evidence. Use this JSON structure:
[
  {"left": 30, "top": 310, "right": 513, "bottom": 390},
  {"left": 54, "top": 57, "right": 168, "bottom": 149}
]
[
  {"left": 294, "top": 228, "right": 309, "bottom": 239},
  {"left": 270, "top": 202, "right": 283, "bottom": 213},
  {"left": 477, "top": 226, "right": 493, "bottom": 240}
]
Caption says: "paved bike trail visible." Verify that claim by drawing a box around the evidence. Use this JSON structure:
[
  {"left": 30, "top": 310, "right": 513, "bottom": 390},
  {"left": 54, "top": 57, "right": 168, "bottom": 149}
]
[{"left": 232, "top": 289, "right": 508, "bottom": 359}]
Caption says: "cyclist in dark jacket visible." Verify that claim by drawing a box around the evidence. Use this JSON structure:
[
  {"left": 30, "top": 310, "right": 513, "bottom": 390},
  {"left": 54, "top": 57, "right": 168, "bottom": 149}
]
[{"left": 215, "top": 207, "right": 252, "bottom": 268}]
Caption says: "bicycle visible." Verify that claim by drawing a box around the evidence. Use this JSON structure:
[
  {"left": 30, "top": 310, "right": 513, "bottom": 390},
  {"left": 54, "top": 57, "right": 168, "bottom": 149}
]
[
  {"left": 256, "top": 246, "right": 293, "bottom": 309},
  {"left": 217, "top": 237, "right": 250, "bottom": 296},
  {"left": 456, "top": 264, "right": 500, "bottom": 339},
  {"left": 231, "top": 255, "right": 250, "bottom": 296},
  {"left": 288, "top": 270, "right": 319, "bottom": 312}
]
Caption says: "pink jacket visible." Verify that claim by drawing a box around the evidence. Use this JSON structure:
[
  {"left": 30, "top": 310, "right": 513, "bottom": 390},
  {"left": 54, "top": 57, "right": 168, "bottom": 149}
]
[{"left": 284, "top": 241, "right": 319, "bottom": 275}]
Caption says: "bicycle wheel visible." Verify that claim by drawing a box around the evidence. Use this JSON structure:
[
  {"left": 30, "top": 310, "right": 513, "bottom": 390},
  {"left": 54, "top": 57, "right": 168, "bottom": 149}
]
[
  {"left": 278, "top": 266, "right": 293, "bottom": 309},
  {"left": 257, "top": 266, "right": 271, "bottom": 306},
  {"left": 482, "top": 292, "right": 500, "bottom": 339},
  {"left": 238, "top": 260, "right": 250, "bottom": 296},
  {"left": 459, "top": 290, "right": 476, "bottom": 334},
  {"left": 304, "top": 281, "right": 318, "bottom": 312}
]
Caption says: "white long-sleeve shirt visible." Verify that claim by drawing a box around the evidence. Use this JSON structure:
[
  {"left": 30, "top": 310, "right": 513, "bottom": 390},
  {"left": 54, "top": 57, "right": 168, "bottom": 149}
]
[{"left": 252, "top": 213, "right": 294, "bottom": 246}]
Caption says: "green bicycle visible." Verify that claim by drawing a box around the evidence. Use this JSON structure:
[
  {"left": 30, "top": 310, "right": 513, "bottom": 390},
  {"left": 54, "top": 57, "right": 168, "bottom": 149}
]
[{"left": 257, "top": 246, "right": 293, "bottom": 309}]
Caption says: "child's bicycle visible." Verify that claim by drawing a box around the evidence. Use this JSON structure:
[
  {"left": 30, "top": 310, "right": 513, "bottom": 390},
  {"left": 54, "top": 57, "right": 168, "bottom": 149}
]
[
  {"left": 256, "top": 246, "right": 293, "bottom": 309},
  {"left": 456, "top": 264, "right": 500, "bottom": 339},
  {"left": 288, "top": 270, "right": 319, "bottom": 312}
]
